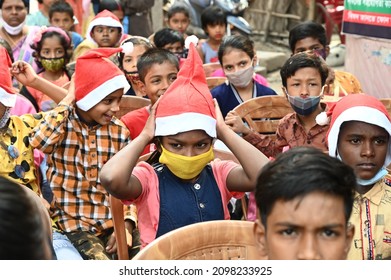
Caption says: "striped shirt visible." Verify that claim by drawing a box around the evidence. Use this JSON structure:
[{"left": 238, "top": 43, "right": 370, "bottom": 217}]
[{"left": 30, "top": 102, "right": 131, "bottom": 234}]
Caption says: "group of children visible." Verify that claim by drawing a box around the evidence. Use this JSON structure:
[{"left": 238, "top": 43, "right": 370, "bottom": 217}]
[{"left": 0, "top": 0, "right": 390, "bottom": 262}]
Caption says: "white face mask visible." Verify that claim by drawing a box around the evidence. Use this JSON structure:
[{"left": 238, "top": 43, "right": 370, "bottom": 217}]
[
  {"left": 1, "top": 18, "right": 25, "bottom": 35},
  {"left": 225, "top": 66, "right": 254, "bottom": 88}
]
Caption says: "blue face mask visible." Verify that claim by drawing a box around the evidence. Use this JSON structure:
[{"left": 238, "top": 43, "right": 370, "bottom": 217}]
[{"left": 285, "top": 87, "right": 324, "bottom": 116}]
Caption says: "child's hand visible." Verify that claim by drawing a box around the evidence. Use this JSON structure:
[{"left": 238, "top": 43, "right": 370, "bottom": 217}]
[
  {"left": 225, "top": 110, "right": 252, "bottom": 136},
  {"left": 214, "top": 99, "right": 230, "bottom": 139},
  {"left": 61, "top": 74, "right": 76, "bottom": 105},
  {"left": 105, "top": 232, "right": 117, "bottom": 255},
  {"left": 10, "top": 60, "right": 38, "bottom": 86},
  {"left": 139, "top": 98, "right": 159, "bottom": 142}
]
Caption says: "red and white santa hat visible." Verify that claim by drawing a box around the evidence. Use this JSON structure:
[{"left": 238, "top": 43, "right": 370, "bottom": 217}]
[
  {"left": 154, "top": 42, "right": 216, "bottom": 137},
  {"left": 86, "top": 9, "right": 123, "bottom": 45},
  {"left": 0, "top": 47, "right": 16, "bottom": 108},
  {"left": 75, "top": 47, "right": 130, "bottom": 111},
  {"left": 326, "top": 94, "right": 391, "bottom": 166}
]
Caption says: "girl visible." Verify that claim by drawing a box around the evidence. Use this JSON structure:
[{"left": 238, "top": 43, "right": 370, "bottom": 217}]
[
  {"left": 165, "top": 4, "right": 191, "bottom": 39},
  {"left": 118, "top": 36, "right": 154, "bottom": 97},
  {"left": 211, "top": 35, "right": 277, "bottom": 118},
  {"left": 20, "top": 26, "right": 72, "bottom": 112},
  {"left": 196, "top": 6, "right": 226, "bottom": 64},
  {"left": 100, "top": 43, "right": 269, "bottom": 248}
]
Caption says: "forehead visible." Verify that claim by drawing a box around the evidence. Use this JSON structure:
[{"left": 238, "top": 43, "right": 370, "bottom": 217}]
[
  {"left": 340, "top": 120, "right": 389, "bottom": 136},
  {"left": 287, "top": 67, "right": 322, "bottom": 81},
  {"left": 51, "top": 12, "right": 72, "bottom": 19},
  {"left": 144, "top": 61, "right": 178, "bottom": 79},
  {"left": 169, "top": 12, "right": 189, "bottom": 20},
  {"left": 221, "top": 48, "right": 250, "bottom": 64},
  {"left": 294, "top": 37, "right": 323, "bottom": 50},
  {"left": 41, "top": 36, "right": 63, "bottom": 47},
  {"left": 2, "top": 0, "right": 26, "bottom": 8},
  {"left": 163, "top": 130, "right": 211, "bottom": 142}
]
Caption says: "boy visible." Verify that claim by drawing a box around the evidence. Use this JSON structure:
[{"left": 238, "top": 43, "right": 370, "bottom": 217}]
[
  {"left": 254, "top": 146, "right": 356, "bottom": 260},
  {"left": 28, "top": 47, "right": 137, "bottom": 260},
  {"left": 72, "top": 9, "right": 124, "bottom": 61},
  {"left": 226, "top": 51, "right": 330, "bottom": 158},
  {"left": 326, "top": 94, "right": 391, "bottom": 260},
  {"left": 153, "top": 27, "right": 185, "bottom": 59},
  {"left": 49, "top": 1, "right": 84, "bottom": 49},
  {"left": 196, "top": 5, "right": 227, "bottom": 63},
  {"left": 27, "top": 0, "right": 58, "bottom": 26},
  {"left": 289, "top": 21, "right": 362, "bottom": 103},
  {"left": 120, "top": 48, "right": 179, "bottom": 155}
]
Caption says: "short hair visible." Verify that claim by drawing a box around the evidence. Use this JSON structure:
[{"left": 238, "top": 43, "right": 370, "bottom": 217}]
[
  {"left": 218, "top": 34, "right": 255, "bottom": 65},
  {"left": 200, "top": 5, "right": 227, "bottom": 31},
  {"left": 289, "top": 21, "right": 328, "bottom": 53},
  {"left": 0, "top": 176, "right": 54, "bottom": 259},
  {"left": 153, "top": 27, "right": 184, "bottom": 49},
  {"left": 137, "top": 48, "right": 179, "bottom": 83},
  {"left": 49, "top": 1, "right": 74, "bottom": 19},
  {"left": 255, "top": 146, "right": 356, "bottom": 227},
  {"left": 98, "top": 0, "right": 124, "bottom": 14},
  {"left": 280, "top": 51, "right": 329, "bottom": 88},
  {"left": 167, "top": 4, "right": 190, "bottom": 20}
]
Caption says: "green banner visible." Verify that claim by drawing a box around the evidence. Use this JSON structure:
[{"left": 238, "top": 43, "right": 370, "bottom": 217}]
[{"left": 345, "top": 0, "right": 391, "bottom": 13}]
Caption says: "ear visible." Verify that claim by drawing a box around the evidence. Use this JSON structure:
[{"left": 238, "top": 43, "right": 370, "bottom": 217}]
[
  {"left": 253, "top": 218, "right": 268, "bottom": 259},
  {"left": 320, "top": 84, "right": 328, "bottom": 98},
  {"left": 281, "top": 86, "right": 288, "bottom": 99},
  {"left": 343, "top": 223, "right": 355, "bottom": 259},
  {"left": 138, "top": 81, "right": 147, "bottom": 97}
]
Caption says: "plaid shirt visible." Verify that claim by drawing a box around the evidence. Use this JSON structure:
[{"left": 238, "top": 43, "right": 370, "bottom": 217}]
[
  {"left": 30, "top": 102, "right": 132, "bottom": 235},
  {"left": 244, "top": 111, "right": 329, "bottom": 158}
]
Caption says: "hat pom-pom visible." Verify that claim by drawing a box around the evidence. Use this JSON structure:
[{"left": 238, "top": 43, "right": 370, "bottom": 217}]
[
  {"left": 121, "top": 42, "right": 134, "bottom": 54},
  {"left": 185, "top": 35, "right": 199, "bottom": 49},
  {"left": 315, "top": 111, "right": 330, "bottom": 126}
]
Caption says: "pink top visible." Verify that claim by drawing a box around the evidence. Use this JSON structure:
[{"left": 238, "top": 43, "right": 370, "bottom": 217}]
[
  {"left": 123, "top": 159, "right": 240, "bottom": 247},
  {"left": 11, "top": 94, "right": 37, "bottom": 116}
]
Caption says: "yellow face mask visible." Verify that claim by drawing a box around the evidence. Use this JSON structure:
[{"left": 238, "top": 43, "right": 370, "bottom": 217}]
[{"left": 159, "top": 145, "right": 215, "bottom": 180}]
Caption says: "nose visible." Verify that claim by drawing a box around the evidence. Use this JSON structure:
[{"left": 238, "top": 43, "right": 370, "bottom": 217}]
[
  {"left": 300, "top": 85, "right": 310, "bottom": 98},
  {"left": 111, "top": 100, "right": 121, "bottom": 112},
  {"left": 361, "top": 141, "right": 375, "bottom": 157},
  {"left": 297, "top": 234, "right": 320, "bottom": 260}
]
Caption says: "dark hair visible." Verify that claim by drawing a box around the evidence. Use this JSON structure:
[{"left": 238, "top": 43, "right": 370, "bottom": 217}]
[
  {"left": 255, "top": 146, "right": 356, "bottom": 227},
  {"left": 49, "top": 1, "right": 74, "bottom": 19},
  {"left": 200, "top": 5, "right": 227, "bottom": 32},
  {"left": 218, "top": 34, "right": 255, "bottom": 66},
  {"left": 137, "top": 48, "right": 179, "bottom": 83},
  {"left": 289, "top": 21, "right": 328, "bottom": 53},
  {"left": 31, "top": 29, "right": 73, "bottom": 70},
  {"left": 0, "top": 0, "right": 28, "bottom": 8},
  {"left": 280, "top": 51, "right": 329, "bottom": 88},
  {"left": 118, "top": 36, "right": 153, "bottom": 69},
  {"left": 0, "top": 176, "right": 54, "bottom": 259},
  {"left": 167, "top": 4, "right": 190, "bottom": 20},
  {"left": 153, "top": 27, "right": 184, "bottom": 49},
  {"left": 98, "top": 0, "right": 124, "bottom": 14}
]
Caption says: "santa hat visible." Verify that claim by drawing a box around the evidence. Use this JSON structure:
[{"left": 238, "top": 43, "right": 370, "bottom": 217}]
[
  {"left": 326, "top": 94, "right": 391, "bottom": 167},
  {"left": 86, "top": 9, "right": 123, "bottom": 45},
  {"left": 75, "top": 47, "right": 131, "bottom": 111},
  {"left": 155, "top": 42, "right": 216, "bottom": 137},
  {"left": 0, "top": 47, "right": 16, "bottom": 108}
]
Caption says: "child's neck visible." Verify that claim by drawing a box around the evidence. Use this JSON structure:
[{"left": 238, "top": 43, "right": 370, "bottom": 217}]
[
  {"left": 42, "top": 70, "right": 64, "bottom": 82},
  {"left": 207, "top": 38, "right": 222, "bottom": 49},
  {"left": 297, "top": 105, "right": 323, "bottom": 133}
]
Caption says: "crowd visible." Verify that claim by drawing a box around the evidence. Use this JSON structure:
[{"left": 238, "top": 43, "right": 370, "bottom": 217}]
[{"left": 0, "top": 0, "right": 390, "bottom": 261}]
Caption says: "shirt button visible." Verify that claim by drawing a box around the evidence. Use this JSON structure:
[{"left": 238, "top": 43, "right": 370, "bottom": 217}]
[
  {"left": 194, "top": 183, "right": 201, "bottom": 190},
  {"left": 307, "top": 140, "right": 311, "bottom": 144},
  {"left": 199, "top": 203, "right": 205, "bottom": 209},
  {"left": 91, "top": 154, "right": 96, "bottom": 158}
]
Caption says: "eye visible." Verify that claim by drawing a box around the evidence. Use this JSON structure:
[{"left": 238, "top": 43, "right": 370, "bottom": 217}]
[
  {"left": 349, "top": 137, "right": 361, "bottom": 144},
  {"left": 169, "top": 143, "right": 182, "bottom": 149},
  {"left": 322, "top": 229, "right": 339, "bottom": 238},
  {"left": 374, "top": 137, "right": 387, "bottom": 145},
  {"left": 169, "top": 74, "right": 177, "bottom": 82},
  {"left": 224, "top": 65, "right": 233, "bottom": 71},
  {"left": 308, "top": 82, "right": 319, "bottom": 87},
  {"left": 279, "top": 228, "right": 296, "bottom": 236},
  {"left": 102, "top": 99, "right": 113, "bottom": 105},
  {"left": 151, "top": 78, "right": 161, "bottom": 84}
]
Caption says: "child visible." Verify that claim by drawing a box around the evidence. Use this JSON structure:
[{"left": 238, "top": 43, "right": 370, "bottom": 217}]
[
  {"left": 28, "top": 47, "right": 138, "bottom": 260},
  {"left": 120, "top": 48, "right": 179, "bottom": 156},
  {"left": 153, "top": 27, "right": 185, "bottom": 60},
  {"left": 117, "top": 36, "right": 154, "bottom": 97},
  {"left": 0, "top": 176, "right": 55, "bottom": 260},
  {"left": 20, "top": 26, "right": 72, "bottom": 112},
  {"left": 254, "top": 146, "right": 356, "bottom": 260},
  {"left": 49, "top": 1, "right": 84, "bottom": 50},
  {"left": 196, "top": 5, "right": 226, "bottom": 64},
  {"left": 165, "top": 4, "right": 191, "bottom": 38},
  {"left": 72, "top": 9, "right": 124, "bottom": 61},
  {"left": 226, "top": 51, "right": 330, "bottom": 159},
  {"left": 289, "top": 21, "right": 362, "bottom": 103},
  {"left": 26, "top": 0, "right": 56, "bottom": 27},
  {"left": 212, "top": 35, "right": 276, "bottom": 119},
  {"left": 325, "top": 94, "right": 391, "bottom": 260},
  {"left": 100, "top": 42, "right": 269, "bottom": 248}
]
